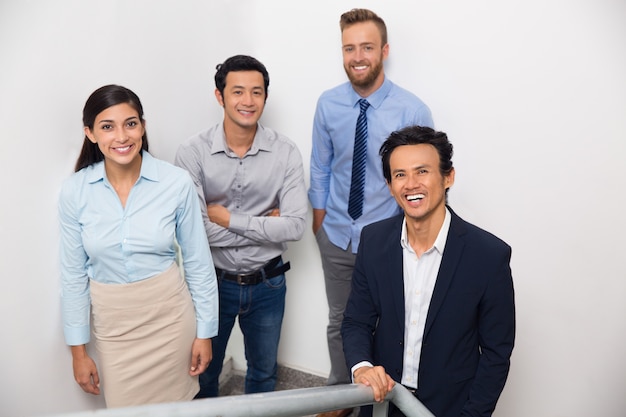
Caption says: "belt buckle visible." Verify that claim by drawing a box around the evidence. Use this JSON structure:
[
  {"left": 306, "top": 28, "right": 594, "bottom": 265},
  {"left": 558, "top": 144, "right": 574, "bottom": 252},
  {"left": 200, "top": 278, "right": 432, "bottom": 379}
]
[{"left": 236, "top": 273, "right": 257, "bottom": 285}]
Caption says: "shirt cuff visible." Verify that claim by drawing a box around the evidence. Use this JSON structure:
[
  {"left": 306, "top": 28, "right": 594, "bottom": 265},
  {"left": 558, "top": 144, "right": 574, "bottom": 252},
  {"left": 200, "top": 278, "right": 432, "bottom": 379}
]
[
  {"left": 228, "top": 213, "right": 249, "bottom": 235},
  {"left": 307, "top": 191, "right": 328, "bottom": 210},
  {"left": 64, "top": 325, "right": 91, "bottom": 346},
  {"left": 351, "top": 361, "right": 374, "bottom": 383},
  {"left": 196, "top": 318, "right": 218, "bottom": 339}
]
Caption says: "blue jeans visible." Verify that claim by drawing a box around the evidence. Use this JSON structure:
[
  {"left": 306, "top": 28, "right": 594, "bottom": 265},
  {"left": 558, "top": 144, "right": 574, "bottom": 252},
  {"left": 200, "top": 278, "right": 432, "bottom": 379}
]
[{"left": 195, "top": 269, "right": 286, "bottom": 398}]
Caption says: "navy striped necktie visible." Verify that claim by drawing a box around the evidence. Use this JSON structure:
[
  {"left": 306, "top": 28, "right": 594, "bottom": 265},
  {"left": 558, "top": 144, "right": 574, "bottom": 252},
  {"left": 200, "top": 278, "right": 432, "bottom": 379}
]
[{"left": 347, "top": 99, "right": 370, "bottom": 220}]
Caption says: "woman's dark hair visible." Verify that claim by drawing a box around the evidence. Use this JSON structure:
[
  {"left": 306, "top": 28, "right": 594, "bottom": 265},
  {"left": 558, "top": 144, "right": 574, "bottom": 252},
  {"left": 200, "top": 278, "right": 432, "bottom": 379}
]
[
  {"left": 214, "top": 55, "right": 270, "bottom": 100},
  {"left": 74, "top": 85, "right": 149, "bottom": 172},
  {"left": 380, "top": 125, "right": 454, "bottom": 183}
]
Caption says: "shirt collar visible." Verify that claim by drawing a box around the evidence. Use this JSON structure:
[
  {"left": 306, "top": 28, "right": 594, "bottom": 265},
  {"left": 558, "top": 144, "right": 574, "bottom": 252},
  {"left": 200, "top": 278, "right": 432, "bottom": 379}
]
[
  {"left": 210, "top": 121, "right": 271, "bottom": 157},
  {"left": 85, "top": 150, "right": 158, "bottom": 184},
  {"left": 138, "top": 150, "right": 158, "bottom": 182},
  {"left": 350, "top": 76, "right": 392, "bottom": 110},
  {"left": 400, "top": 207, "right": 452, "bottom": 256}
]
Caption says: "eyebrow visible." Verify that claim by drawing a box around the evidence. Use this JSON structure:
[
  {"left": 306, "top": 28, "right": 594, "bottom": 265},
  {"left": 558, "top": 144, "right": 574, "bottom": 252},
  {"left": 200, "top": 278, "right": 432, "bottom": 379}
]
[
  {"left": 343, "top": 42, "right": 377, "bottom": 47},
  {"left": 230, "top": 84, "right": 264, "bottom": 90},
  {"left": 392, "top": 164, "right": 430, "bottom": 174},
  {"left": 97, "top": 116, "right": 139, "bottom": 124}
]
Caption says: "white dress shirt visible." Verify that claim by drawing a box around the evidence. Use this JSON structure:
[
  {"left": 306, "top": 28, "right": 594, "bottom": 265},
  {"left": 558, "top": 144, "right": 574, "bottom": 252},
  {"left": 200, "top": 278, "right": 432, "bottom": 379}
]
[
  {"left": 350, "top": 209, "right": 451, "bottom": 385},
  {"left": 400, "top": 208, "right": 451, "bottom": 388}
]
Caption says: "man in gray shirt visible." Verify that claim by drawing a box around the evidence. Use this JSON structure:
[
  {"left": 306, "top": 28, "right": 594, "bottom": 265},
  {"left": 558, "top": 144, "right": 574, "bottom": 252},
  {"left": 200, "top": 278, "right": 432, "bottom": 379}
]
[{"left": 175, "top": 55, "right": 307, "bottom": 398}]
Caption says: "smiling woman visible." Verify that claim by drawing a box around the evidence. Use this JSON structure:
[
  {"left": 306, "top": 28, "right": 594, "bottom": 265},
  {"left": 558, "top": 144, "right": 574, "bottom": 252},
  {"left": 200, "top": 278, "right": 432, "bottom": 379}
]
[
  {"left": 57, "top": 85, "right": 220, "bottom": 408},
  {"left": 83, "top": 103, "right": 145, "bottom": 206},
  {"left": 76, "top": 86, "right": 150, "bottom": 172}
]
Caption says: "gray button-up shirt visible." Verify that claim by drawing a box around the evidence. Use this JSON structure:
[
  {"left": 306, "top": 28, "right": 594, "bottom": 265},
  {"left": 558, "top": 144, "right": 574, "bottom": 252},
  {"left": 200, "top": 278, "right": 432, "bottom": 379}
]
[{"left": 175, "top": 122, "right": 307, "bottom": 273}]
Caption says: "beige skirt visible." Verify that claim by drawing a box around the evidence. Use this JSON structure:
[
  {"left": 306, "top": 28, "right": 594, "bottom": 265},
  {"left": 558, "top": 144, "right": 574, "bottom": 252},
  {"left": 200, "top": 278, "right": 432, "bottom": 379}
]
[{"left": 90, "top": 262, "right": 198, "bottom": 408}]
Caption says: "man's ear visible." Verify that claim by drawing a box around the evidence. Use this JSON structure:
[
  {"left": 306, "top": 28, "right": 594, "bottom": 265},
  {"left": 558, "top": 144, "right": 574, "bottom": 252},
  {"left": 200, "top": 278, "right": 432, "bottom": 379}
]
[
  {"left": 444, "top": 167, "right": 456, "bottom": 189},
  {"left": 215, "top": 88, "right": 224, "bottom": 107}
]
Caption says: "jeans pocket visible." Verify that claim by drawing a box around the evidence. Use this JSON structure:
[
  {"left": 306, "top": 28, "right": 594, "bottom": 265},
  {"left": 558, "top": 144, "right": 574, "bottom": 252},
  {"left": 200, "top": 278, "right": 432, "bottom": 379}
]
[{"left": 263, "top": 273, "right": 286, "bottom": 289}]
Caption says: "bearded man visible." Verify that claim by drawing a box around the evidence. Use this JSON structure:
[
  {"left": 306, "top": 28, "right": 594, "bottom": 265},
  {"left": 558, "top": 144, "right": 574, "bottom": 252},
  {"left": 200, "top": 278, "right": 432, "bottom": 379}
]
[{"left": 308, "top": 8, "right": 434, "bottom": 417}]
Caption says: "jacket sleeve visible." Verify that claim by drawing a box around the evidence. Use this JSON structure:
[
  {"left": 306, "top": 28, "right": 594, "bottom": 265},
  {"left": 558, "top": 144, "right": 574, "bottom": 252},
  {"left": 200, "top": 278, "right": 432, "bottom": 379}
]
[{"left": 462, "top": 245, "right": 515, "bottom": 417}]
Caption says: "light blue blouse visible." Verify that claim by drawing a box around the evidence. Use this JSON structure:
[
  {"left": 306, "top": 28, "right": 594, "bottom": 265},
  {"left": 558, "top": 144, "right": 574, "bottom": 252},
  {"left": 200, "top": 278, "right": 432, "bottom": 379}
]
[{"left": 58, "top": 151, "right": 218, "bottom": 345}]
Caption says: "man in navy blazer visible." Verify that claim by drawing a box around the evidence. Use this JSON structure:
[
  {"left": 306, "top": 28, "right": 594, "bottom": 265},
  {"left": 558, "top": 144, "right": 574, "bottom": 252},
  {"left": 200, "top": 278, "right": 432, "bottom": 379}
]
[{"left": 342, "top": 126, "right": 515, "bottom": 417}]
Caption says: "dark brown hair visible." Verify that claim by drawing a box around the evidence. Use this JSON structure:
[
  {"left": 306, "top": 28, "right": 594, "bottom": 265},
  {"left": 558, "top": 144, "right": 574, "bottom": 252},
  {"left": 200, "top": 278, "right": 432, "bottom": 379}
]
[{"left": 75, "top": 85, "right": 149, "bottom": 172}]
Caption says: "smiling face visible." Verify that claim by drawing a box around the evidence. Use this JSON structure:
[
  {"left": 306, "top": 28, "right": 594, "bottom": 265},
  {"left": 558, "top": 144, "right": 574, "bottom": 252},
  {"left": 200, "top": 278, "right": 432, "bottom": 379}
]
[
  {"left": 342, "top": 21, "right": 389, "bottom": 96},
  {"left": 84, "top": 102, "right": 145, "bottom": 170},
  {"left": 388, "top": 144, "right": 455, "bottom": 227},
  {"left": 216, "top": 70, "right": 266, "bottom": 131}
]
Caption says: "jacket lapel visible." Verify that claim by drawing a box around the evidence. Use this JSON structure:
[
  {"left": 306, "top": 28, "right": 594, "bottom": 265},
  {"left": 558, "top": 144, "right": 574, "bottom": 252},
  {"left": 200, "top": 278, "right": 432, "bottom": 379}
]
[
  {"left": 386, "top": 216, "right": 406, "bottom": 332},
  {"left": 423, "top": 208, "right": 466, "bottom": 338}
]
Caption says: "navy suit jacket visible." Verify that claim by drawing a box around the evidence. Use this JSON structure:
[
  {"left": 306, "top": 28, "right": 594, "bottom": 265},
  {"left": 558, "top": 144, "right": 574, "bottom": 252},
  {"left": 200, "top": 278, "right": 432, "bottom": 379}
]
[{"left": 342, "top": 208, "right": 515, "bottom": 417}]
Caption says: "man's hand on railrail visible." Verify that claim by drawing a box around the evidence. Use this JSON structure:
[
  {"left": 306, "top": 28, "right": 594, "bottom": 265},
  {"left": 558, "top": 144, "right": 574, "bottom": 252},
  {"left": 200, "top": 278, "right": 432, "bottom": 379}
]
[{"left": 353, "top": 365, "right": 395, "bottom": 402}]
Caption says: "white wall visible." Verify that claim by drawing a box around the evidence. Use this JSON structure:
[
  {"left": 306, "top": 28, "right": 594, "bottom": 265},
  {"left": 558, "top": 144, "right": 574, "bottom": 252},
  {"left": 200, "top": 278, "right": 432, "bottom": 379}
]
[{"left": 1, "top": 0, "right": 625, "bottom": 416}]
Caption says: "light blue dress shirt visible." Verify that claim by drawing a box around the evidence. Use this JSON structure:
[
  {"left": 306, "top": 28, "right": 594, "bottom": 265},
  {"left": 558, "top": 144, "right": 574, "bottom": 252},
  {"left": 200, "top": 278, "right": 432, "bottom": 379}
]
[
  {"left": 58, "top": 151, "right": 218, "bottom": 345},
  {"left": 309, "top": 77, "right": 434, "bottom": 253}
]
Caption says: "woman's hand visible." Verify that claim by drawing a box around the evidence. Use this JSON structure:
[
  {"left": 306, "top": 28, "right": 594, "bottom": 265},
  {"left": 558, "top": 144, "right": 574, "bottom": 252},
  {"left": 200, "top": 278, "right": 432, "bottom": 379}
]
[
  {"left": 190, "top": 337, "right": 212, "bottom": 376},
  {"left": 71, "top": 345, "right": 100, "bottom": 395}
]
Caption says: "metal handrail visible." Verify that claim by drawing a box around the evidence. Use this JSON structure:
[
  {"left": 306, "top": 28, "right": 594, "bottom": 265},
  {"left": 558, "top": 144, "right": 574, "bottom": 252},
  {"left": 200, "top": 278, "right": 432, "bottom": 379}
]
[{"left": 43, "top": 384, "right": 435, "bottom": 417}]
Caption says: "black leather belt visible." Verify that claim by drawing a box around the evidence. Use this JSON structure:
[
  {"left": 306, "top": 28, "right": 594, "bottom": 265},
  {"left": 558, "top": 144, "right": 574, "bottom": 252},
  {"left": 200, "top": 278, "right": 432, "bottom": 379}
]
[{"left": 216, "top": 256, "right": 290, "bottom": 285}]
